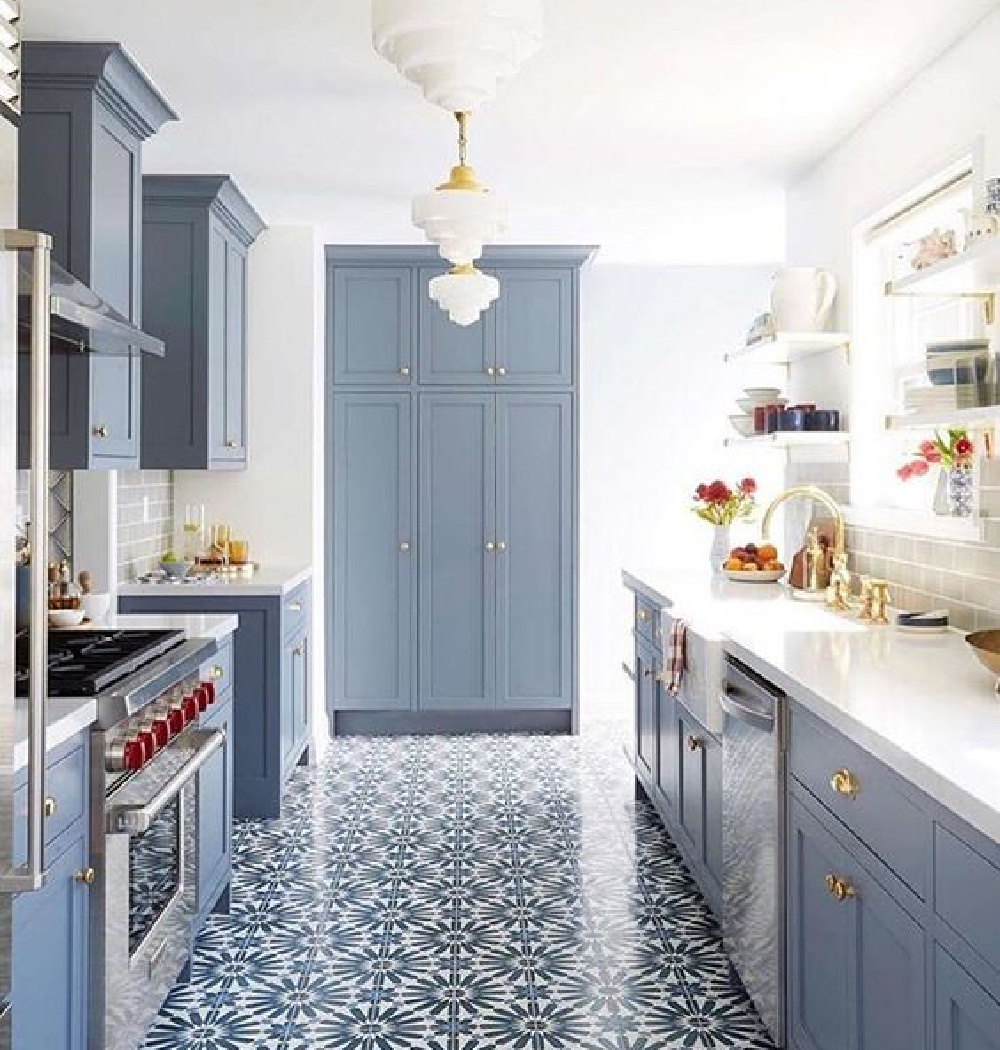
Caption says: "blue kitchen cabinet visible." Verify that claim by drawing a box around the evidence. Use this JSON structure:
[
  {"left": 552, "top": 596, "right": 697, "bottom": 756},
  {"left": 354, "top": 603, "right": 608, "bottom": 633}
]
[
  {"left": 633, "top": 637, "right": 659, "bottom": 785},
  {"left": 282, "top": 626, "right": 310, "bottom": 776},
  {"left": 418, "top": 266, "right": 498, "bottom": 384},
  {"left": 492, "top": 266, "right": 574, "bottom": 385},
  {"left": 120, "top": 589, "right": 311, "bottom": 819},
  {"left": 17, "top": 41, "right": 175, "bottom": 469},
  {"left": 935, "top": 946, "right": 1000, "bottom": 1050},
  {"left": 655, "top": 686, "right": 677, "bottom": 811},
  {"left": 788, "top": 790, "right": 926, "bottom": 1050},
  {"left": 141, "top": 176, "right": 265, "bottom": 469},
  {"left": 331, "top": 393, "right": 415, "bottom": 712},
  {"left": 674, "top": 703, "right": 723, "bottom": 910},
  {"left": 331, "top": 265, "right": 414, "bottom": 385},
  {"left": 419, "top": 393, "right": 497, "bottom": 710},
  {"left": 496, "top": 394, "right": 573, "bottom": 709}
]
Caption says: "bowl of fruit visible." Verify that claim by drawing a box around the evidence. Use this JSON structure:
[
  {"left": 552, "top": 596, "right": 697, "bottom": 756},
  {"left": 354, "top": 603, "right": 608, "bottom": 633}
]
[
  {"left": 722, "top": 543, "right": 785, "bottom": 583},
  {"left": 159, "top": 551, "right": 193, "bottom": 580}
]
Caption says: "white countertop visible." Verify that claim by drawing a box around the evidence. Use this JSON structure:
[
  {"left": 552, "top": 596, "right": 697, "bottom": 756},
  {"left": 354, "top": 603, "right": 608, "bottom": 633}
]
[
  {"left": 624, "top": 568, "right": 1000, "bottom": 843},
  {"left": 118, "top": 565, "right": 311, "bottom": 599},
  {"left": 14, "top": 612, "right": 239, "bottom": 773}
]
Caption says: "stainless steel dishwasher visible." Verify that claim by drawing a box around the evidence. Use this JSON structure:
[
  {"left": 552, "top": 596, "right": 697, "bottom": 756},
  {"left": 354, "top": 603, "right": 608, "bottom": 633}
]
[{"left": 720, "top": 655, "right": 787, "bottom": 1048}]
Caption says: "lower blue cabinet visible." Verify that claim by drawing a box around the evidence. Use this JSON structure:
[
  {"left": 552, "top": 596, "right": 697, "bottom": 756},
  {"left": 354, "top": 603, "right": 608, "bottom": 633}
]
[
  {"left": 935, "top": 946, "right": 1000, "bottom": 1050},
  {"left": 633, "top": 637, "right": 658, "bottom": 785},
  {"left": 788, "top": 791, "right": 926, "bottom": 1050},
  {"left": 282, "top": 626, "right": 310, "bottom": 778},
  {"left": 197, "top": 688, "right": 233, "bottom": 929},
  {"left": 654, "top": 687, "right": 677, "bottom": 811},
  {"left": 13, "top": 830, "right": 89, "bottom": 1050}
]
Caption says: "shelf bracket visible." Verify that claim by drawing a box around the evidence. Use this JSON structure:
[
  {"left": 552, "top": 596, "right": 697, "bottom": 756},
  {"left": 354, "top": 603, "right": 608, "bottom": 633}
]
[{"left": 884, "top": 283, "right": 996, "bottom": 325}]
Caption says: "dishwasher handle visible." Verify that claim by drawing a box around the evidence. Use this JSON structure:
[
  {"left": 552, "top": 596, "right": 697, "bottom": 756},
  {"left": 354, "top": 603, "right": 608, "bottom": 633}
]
[{"left": 719, "top": 687, "right": 775, "bottom": 733}]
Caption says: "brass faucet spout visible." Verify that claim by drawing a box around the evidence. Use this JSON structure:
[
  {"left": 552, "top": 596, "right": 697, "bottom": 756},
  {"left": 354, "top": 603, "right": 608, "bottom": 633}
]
[{"left": 761, "top": 485, "right": 846, "bottom": 558}]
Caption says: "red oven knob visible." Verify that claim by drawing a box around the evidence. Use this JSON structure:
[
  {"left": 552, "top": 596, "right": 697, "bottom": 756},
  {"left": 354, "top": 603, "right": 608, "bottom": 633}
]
[
  {"left": 137, "top": 729, "right": 156, "bottom": 761},
  {"left": 123, "top": 738, "right": 146, "bottom": 771},
  {"left": 195, "top": 685, "right": 209, "bottom": 713},
  {"left": 202, "top": 681, "right": 216, "bottom": 707},
  {"left": 167, "top": 707, "right": 185, "bottom": 736},
  {"left": 150, "top": 718, "right": 170, "bottom": 749},
  {"left": 181, "top": 694, "right": 198, "bottom": 724}
]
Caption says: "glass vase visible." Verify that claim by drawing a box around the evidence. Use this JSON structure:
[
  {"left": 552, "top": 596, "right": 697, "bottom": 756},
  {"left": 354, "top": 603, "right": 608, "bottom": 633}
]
[
  {"left": 947, "top": 464, "right": 974, "bottom": 518},
  {"left": 932, "top": 470, "right": 949, "bottom": 516},
  {"left": 711, "top": 525, "right": 731, "bottom": 576}
]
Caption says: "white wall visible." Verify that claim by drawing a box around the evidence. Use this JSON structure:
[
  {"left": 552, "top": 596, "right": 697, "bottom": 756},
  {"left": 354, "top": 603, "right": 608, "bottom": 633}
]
[{"left": 579, "top": 263, "right": 775, "bottom": 714}]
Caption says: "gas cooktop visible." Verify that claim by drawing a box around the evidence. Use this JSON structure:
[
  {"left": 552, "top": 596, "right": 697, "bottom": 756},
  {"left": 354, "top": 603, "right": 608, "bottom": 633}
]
[{"left": 15, "top": 628, "right": 186, "bottom": 698}]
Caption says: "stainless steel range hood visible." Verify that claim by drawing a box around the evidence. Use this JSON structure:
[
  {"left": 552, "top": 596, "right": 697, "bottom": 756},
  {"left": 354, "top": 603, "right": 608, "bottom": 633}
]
[{"left": 17, "top": 254, "right": 165, "bottom": 357}]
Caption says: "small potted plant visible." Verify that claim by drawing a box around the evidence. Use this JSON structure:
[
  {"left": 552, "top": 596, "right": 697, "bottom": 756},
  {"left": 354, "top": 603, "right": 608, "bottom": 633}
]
[
  {"left": 691, "top": 478, "right": 757, "bottom": 573},
  {"left": 897, "top": 429, "right": 975, "bottom": 517}
]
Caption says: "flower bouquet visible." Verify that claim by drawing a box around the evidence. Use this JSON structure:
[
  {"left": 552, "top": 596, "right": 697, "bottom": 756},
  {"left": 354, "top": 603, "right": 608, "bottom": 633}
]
[
  {"left": 897, "top": 429, "right": 975, "bottom": 517},
  {"left": 692, "top": 478, "right": 757, "bottom": 574}
]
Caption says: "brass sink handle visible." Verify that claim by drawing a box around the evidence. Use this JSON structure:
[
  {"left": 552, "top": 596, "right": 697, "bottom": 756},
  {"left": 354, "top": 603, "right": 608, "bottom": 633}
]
[
  {"left": 824, "top": 873, "right": 856, "bottom": 901},
  {"left": 830, "top": 768, "right": 860, "bottom": 798}
]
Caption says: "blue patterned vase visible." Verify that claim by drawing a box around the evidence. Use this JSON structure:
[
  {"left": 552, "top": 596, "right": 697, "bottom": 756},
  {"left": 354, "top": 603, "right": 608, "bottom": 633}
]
[{"left": 947, "top": 464, "right": 974, "bottom": 518}]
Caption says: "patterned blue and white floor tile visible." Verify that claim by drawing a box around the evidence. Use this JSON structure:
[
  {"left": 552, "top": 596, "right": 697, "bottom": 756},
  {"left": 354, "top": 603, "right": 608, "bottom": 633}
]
[{"left": 144, "top": 723, "right": 775, "bottom": 1049}]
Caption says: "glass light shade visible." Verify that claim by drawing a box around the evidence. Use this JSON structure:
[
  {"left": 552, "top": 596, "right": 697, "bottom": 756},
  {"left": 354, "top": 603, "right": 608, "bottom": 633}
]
[
  {"left": 428, "top": 267, "right": 500, "bottom": 327},
  {"left": 412, "top": 183, "right": 509, "bottom": 266},
  {"left": 372, "top": 0, "right": 543, "bottom": 112}
]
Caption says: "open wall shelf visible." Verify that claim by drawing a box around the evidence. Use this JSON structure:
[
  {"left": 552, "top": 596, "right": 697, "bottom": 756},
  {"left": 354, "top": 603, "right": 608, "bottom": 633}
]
[{"left": 725, "top": 331, "right": 851, "bottom": 366}]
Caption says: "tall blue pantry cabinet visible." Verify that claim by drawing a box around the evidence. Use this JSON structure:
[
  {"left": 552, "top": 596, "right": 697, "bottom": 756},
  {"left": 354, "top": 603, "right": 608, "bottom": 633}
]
[{"left": 327, "top": 246, "right": 593, "bottom": 735}]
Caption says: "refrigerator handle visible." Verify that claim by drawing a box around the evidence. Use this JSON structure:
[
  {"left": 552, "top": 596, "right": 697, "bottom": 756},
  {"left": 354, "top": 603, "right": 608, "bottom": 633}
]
[{"left": 0, "top": 229, "right": 52, "bottom": 893}]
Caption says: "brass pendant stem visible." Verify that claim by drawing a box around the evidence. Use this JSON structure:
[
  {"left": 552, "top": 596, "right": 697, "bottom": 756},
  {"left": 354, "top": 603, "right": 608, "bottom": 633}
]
[{"left": 455, "top": 111, "right": 469, "bottom": 167}]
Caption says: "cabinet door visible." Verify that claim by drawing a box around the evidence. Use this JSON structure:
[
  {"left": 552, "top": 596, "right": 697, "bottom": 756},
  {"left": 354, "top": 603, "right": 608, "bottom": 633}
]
[
  {"left": 332, "top": 393, "right": 414, "bottom": 711},
  {"left": 208, "top": 230, "right": 248, "bottom": 464},
  {"left": 493, "top": 267, "right": 573, "bottom": 385},
  {"left": 291, "top": 631, "right": 310, "bottom": 750},
  {"left": 198, "top": 698, "right": 232, "bottom": 919},
  {"left": 935, "top": 946, "right": 1000, "bottom": 1050},
  {"left": 419, "top": 393, "right": 496, "bottom": 709},
  {"left": 418, "top": 267, "right": 498, "bottom": 384},
  {"left": 655, "top": 688, "right": 677, "bottom": 810},
  {"left": 12, "top": 833, "right": 89, "bottom": 1050},
  {"left": 331, "top": 266, "right": 414, "bottom": 384},
  {"left": 788, "top": 794, "right": 926, "bottom": 1050},
  {"left": 677, "top": 708, "right": 707, "bottom": 861},
  {"left": 496, "top": 393, "right": 573, "bottom": 709},
  {"left": 89, "top": 354, "right": 141, "bottom": 463},
  {"left": 634, "top": 640, "right": 658, "bottom": 784},
  {"left": 703, "top": 731, "right": 724, "bottom": 890}
]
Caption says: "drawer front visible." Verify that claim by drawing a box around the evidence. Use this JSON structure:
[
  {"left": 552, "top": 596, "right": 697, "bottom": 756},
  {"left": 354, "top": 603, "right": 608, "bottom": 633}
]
[
  {"left": 789, "top": 706, "right": 930, "bottom": 899},
  {"left": 201, "top": 639, "right": 234, "bottom": 700},
  {"left": 14, "top": 741, "right": 87, "bottom": 868},
  {"left": 934, "top": 945, "right": 1000, "bottom": 1050},
  {"left": 935, "top": 824, "right": 1000, "bottom": 976},
  {"left": 283, "top": 581, "right": 311, "bottom": 638},
  {"left": 633, "top": 594, "right": 660, "bottom": 646}
]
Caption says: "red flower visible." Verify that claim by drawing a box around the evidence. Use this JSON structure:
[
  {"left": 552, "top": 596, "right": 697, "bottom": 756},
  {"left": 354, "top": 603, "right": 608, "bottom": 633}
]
[
  {"left": 695, "top": 484, "right": 708, "bottom": 499},
  {"left": 955, "top": 437, "right": 974, "bottom": 457},
  {"left": 918, "top": 440, "right": 936, "bottom": 457},
  {"left": 924, "top": 449, "right": 942, "bottom": 464},
  {"left": 909, "top": 459, "right": 930, "bottom": 477},
  {"left": 705, "top": 480, "right": 732, "bottom": 504},
  {"left": 739, "top": 477, "right": 757, "bottom": 495},
  {"left": 897, "top": 464, "right": 914, "bottom": 481}
]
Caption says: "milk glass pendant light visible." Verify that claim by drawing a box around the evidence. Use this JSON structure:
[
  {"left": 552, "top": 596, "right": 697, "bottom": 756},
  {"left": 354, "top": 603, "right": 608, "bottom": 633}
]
[
  {"left": 428, "top": 263, "right": 500, "bottom": 327},
  {"left": 412, "top": 111, "right": 508, "bottom": 266},
  {"left": 372, "top": 0, "right": 543, "bottom": 113}
]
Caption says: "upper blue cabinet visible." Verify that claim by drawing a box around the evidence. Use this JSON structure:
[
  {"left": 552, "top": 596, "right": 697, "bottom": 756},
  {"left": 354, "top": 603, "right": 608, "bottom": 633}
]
[
  {"left": 18, "top": 42, "right": 176, "bottom": 470},
  {"left": 141, "top": 176, "right": 264, "bottom": 469},
  {"left": 328, "top": 247, "right": 586, "bottom": 388}
]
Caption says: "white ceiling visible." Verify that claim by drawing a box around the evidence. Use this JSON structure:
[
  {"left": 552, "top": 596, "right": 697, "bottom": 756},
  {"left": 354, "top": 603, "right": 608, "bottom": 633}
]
[{"left": 22, "top": 0, "right": 1000, "bottom": 262}]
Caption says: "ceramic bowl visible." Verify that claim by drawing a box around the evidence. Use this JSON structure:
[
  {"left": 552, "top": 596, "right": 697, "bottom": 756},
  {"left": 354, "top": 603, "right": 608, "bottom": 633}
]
[
  {"left": 967, "top": 630, "right": 1000, "bottom": 691},
  {"left": 728, "top": 414, "right": 756, "bottom": 438},
  {"left": 742, "top": 387, "right": 782, "bottom": 405},
  {"left": 723, "top": 568, "right": 785, "bottom": 584},
  {"left": 49, "top": 607, "right": 85, "bottom": 628},
  {"left": 81, "top": 592, "right": 111, "bottom": 623},
  {"left": 159, "top": 559, "right": 192, "bottom": 580}
]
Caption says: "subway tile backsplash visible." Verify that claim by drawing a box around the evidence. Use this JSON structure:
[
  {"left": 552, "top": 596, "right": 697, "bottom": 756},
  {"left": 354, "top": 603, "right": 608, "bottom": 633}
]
[{"left": 117, "top": 471, "right": 174, "bottom": 585}]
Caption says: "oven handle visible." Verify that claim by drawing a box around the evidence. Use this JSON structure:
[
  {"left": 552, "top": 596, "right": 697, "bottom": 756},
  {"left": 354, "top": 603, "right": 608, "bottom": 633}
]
[
  {"left": 109, "top": 728, "right": 225, "bottom": 836},
  {"left": 719, "top": 688, "right": 775, "bottom": 734}
]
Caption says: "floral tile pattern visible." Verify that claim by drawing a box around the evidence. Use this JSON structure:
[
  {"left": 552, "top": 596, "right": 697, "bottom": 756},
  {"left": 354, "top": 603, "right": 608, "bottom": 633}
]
[{"left": 144, "top": 722, "right": 775, "bottom": 1050}]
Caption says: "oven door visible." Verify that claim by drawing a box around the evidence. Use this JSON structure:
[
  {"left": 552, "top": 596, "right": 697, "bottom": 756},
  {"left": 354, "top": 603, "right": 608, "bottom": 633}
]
[{"left": 101, "top": 728, "right": 224, "bottom": 1050}]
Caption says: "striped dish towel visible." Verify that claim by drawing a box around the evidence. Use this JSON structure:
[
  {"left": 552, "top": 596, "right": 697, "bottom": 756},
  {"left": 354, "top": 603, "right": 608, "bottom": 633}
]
[{"left": 665, "top": 618, "right": 687, "bottom": 696}]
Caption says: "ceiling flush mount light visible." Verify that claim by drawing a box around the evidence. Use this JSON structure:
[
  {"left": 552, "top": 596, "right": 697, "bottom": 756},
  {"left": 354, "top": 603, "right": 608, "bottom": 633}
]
[
  {"left": 412, "top": 111, "right": 509, "bottom": 266},
  {"left": 429, "top": 264, "right": 500, "bottom": 327},
  {"left": 372, "top": 0, "right": 543, "bottom": 112}
]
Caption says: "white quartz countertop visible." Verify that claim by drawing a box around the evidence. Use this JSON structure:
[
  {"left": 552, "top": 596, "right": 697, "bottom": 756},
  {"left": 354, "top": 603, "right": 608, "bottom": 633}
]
[
  {"left": 623, "top": 567, "right": 1000, "bottom": 843},
  {"left": 13, "top": 612, "right": 239, "bottom": 773},
  {"left": 118, "top": 565, "right": 311, "bottom": 598}
]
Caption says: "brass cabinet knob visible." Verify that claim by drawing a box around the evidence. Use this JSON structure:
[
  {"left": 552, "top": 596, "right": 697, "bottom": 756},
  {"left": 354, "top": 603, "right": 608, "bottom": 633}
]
[
  {"left": 292, "top": 646, "right": 303, "bottom": 657},
  {"left": 686, "top": 735, "right": 703, "bottom": 752},
  {"left": 93, "top": 425, "right": 109, "bottom": 438},
  {"left": 485, "top": 365, "right": 496, "bottom": 377},
  {"left": 288, "top": 601, "right": 303, "bottom": 613},
  {"left": 496, "top": 540, "right": 507, "bottom": 552},
  {"left": 226, "top": 439, "right": 238, "bottom": 449},
  {"left": 74, "top": 867, "right": 96, "bottom": 885},
  {"left": 643, "top": 667, "right": 653, "bottom": 678},
  {"left": 399, "top": 541, "right": 411, "bottom": 552},
  {"left": 496, "top": 366, "right": 507, "bottom": 377},
  {"left": 824, "top": 873, "right": 856, "bottom": 901},
  {"left": 830, "top": 768, "right": 860, "bottom": 798},
  {"left": 398, "top": 364, "right": 411, "bottom": 377},
  {"left": 209, "top": 665, "right": 224, "bottom": 681},
  {"left": 485, "top": 540, "right": 496, "bottom": 552},
  {"left": 636, "top": 608, "right": 650, "bottom": 623},
  {"left": 43, "top": 796, "right": 57, "bottom": 818}
]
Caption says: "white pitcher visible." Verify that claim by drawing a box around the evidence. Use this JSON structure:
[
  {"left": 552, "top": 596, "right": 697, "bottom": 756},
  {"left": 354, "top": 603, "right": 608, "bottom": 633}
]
[{"left": 770, "top": 267, "right": 838, "bottom": 333}]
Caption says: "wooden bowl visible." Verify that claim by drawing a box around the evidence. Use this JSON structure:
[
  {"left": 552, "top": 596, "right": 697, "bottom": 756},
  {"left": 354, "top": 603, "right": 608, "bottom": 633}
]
[{"left": 966, "top": 630, "right": 1000, "bottom": 692}]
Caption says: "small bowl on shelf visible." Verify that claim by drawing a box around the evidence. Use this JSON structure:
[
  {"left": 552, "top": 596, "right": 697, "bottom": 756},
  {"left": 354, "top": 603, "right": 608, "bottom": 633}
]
[
  {"left": 49, "top": 607, "right": 86, "bottom": 628},
  {"left": 728, "top": 414, "right": 756, "bottom": 438},
  {"left": 742, "top": 387, "right": 782, "bottom": 403},
  {"left": 159, "top": 559, "right": 193, "bottom": 580}
]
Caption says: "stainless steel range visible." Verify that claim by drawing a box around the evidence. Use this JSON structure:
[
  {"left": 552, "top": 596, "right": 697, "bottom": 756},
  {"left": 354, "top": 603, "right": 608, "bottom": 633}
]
[{"left": 24, "top": 629, "right": 225, "bottom": 1050}]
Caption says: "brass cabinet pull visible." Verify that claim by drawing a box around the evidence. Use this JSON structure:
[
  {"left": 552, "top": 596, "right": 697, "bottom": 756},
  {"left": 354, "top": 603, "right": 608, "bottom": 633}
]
[
  {"left": 398, "top": 364, "right": 411, "bottom": 377},
  {"left": 643, "top": 667, "right": 653, "bottom": 678},
  {"left": 292, "top": 646, "right": 303, "bottom": 657},
  {"left": 686, "top": 735, "right": 703, "bottom": 752},
  {"left": 486, "top": 365, "right": 496, "bottom": 377},
  {"left": 288, "top": 601, "right": 303, "bottom": 613},
  {"left": 226, "top": 438, "right": 238, "bottom": 449},
  {"left": 830, "top": 768, "right": 860, "bottom": 798},
  {"left": 43, "top": 796, "right": 57, "bottom": 818},
  {"left": 496, "top": 540, "right": 507, "bottom": 552},
  {"left": 209, "top": 665, "right": 224, "bottom": 681},
  {"left": 74, "top": 867, "right": 96, "bottom": 885},
  {"left": 93, "top": 425, "right": 109, "bottom": 438},
  {"left": 824, "top": 873, "right": 856, "bottom": 901},
  {"left": 496, "top": 366, "right": 507, "bottom": 377},
  {"left": 636, "top": 608, "right": 650, "bottom": 623},
  {"left": 398, "top": 541, "right": 411, "bottom": 552},
  {"left": 485, "top": 540, "right": 496, "bottom": 552}
]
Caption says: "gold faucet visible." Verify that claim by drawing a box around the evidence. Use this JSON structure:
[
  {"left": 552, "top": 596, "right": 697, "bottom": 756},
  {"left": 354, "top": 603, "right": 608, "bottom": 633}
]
[{"left": 761, "top": 485, "right": 851, "bottom": 610}]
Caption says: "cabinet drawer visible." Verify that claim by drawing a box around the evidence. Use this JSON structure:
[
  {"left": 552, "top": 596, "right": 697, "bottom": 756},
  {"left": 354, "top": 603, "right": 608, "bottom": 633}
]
[
  {"left": 14, "top": 740, "right": 87, "bottom": 868},
  {"left": 935, "top": 945, "right": 1000, "bottom": 1050},
  {"left": 789, "top": 706, "right": 930, "bottom": 899},
  {"left": 283, "top": 582, "right": 311, "bottom": 638},
  {"left": 201, "top": 640, "right": 234, "bottom": 700},
  {"left": 633, "top": 594, "right": 660, "bottom": 646},
  {"left": 935, "top": 824, "right": 1000, "bottom": 976}
]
